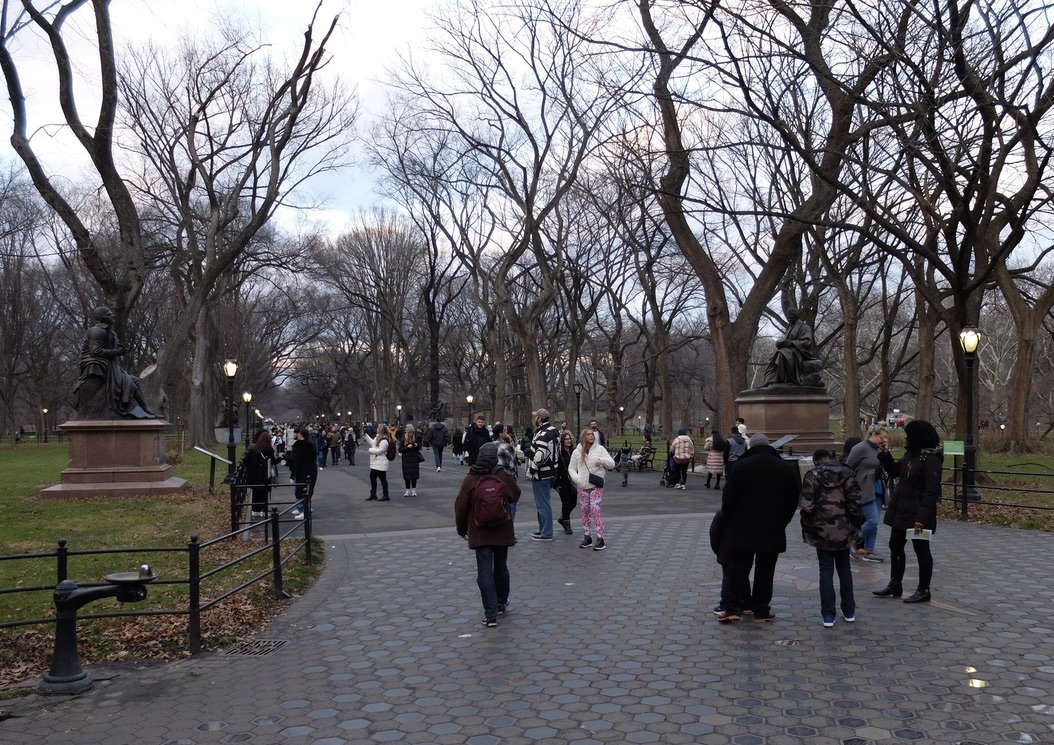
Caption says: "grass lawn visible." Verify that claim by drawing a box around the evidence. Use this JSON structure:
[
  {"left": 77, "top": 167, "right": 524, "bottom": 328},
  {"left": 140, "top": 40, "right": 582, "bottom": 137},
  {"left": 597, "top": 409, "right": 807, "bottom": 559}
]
[{"left": 0, "top": 441, "right": 321, "bottom": 691}]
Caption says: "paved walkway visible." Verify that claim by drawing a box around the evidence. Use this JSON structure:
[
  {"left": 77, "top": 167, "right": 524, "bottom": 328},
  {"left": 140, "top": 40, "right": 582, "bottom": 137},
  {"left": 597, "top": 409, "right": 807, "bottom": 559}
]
[{"left": 3, "top": 460, "right": 1054, "bottom": 744}]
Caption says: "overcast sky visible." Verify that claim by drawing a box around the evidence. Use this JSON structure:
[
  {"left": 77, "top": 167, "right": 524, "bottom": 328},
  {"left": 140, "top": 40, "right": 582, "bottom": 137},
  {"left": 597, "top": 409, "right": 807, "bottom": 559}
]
[{"left": 2, "top": 0, "right": 436, "bottom": 233}]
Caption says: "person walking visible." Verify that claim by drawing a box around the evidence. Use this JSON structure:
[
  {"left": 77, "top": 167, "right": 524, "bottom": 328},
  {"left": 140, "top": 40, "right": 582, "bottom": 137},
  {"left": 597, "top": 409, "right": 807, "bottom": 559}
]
[
  {"left": 244, "top": 429, "right": 279, "bottom": 518},
  {"left": 726, "top": 425, "right": 747, "bottom": 468},
  {"left": 284, "top": 426, "right": 318, "bottom": 520},
  {"left": 718, "top": 433, "right": 801, "bottom": 623},
  {"left": 454, "top": 442, "right": 521, "bottom": 627},
  {"left": 465, "top": 415, "right": 491, "bottom": 466},
  {"left": 327, "top": 424, "right": 342, "bottom": 466},
  {"left": 799, "top": 449, "right": 864, "bottom": 627},
  {"left": 704, "top": 427, "right": 726, "bottom": 489},
  {"left": 399, "top": 424, "right": 423, "bottom": 497},
  {"left": 364, "top": 425, "right": 391, "bottom": 501},
  {"left": 569, "top": 428, "right": 616, "bottom": 550},
  {"left": 427, "top": 420, "right": 450, "bottom": 472},
  {"left": 555, "top": 430, "right": 578, "bottom": 535},
  {"left": 451, "top": 428, "right": 465, "bottom": 465},
  {"left": 527, "top": 408, "right": 560, "bottom": 541},
  {"left": 845, "top": 424, "right": 892, "bottom": 562},
  {"left": 344, "top": 425, "right": 357, "bottom": 465},
  {"left": 873, "top": 419, "right": 942, "bottom": 604},
  {"left": 671, "top": 428, "right": 695, "bottom": 489}
]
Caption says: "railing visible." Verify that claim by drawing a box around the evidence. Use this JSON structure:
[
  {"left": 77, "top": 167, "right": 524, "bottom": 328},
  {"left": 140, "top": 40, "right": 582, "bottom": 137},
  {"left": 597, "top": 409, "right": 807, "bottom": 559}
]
[{"left": 0, "top": 484, "right": 314, "bottom": 655}]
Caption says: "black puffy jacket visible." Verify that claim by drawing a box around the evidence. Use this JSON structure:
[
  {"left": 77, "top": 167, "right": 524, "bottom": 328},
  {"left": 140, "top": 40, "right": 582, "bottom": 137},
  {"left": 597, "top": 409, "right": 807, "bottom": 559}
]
[{"left": 883, "top": 448, "right": 942, "bottom": 532}]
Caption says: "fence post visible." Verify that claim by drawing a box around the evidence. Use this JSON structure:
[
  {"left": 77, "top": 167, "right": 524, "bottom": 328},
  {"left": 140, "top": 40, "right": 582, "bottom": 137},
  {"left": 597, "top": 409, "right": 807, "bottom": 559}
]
[
  {"left": 270, "top": 509, "right": 284, "bottom": 598},
  {"left": 188, "top": 535, "right": 201, "bottom": 654},
  {"left": 304, "top": 488, "right": 313, "bottom": 565},
  {"left": 230, "top": 479, "right": 240, "bottom": 534},
  {"left": 56, "top": 538, "right": 68, "bottom": 583}
]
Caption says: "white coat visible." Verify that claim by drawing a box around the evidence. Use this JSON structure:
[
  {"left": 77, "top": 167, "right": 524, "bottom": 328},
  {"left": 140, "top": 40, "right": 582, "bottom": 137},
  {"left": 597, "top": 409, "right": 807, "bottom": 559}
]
[
  {"left": 569, "top": 444, "right": 615, "bottom": 490},
  {"left": 365, "top": 433, "right": 391, "bottom": 472}
]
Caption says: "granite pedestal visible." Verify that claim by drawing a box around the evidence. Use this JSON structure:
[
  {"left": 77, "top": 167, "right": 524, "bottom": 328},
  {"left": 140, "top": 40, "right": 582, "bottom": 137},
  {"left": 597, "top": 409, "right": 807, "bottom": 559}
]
[
  {"left": 736, "top": 386, "right": 838, "bottom": 455},
  {"left": 39, "top": 419, "right": 188, "bottom": 498}
]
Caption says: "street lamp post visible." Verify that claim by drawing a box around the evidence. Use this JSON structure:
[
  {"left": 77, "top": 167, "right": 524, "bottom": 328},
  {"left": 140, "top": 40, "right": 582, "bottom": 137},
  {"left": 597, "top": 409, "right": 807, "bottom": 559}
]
[
  {"left": 573, "top": 382, "right": 583, "bottom": 436},
  {"left": 465, "top": 395, "right": 474, "bottom": 429},
  {"left": 396, "top": 404, "right": 402, "bottom": 427},
  {"left": 42, "top": 407, "right": 49, "bottom": 443},
  {"left": 223, "top": 359, "right": 239, "bottom": 476},
  {"left": 242, "top": 392, "right": 253, "bottom": 447},
  {"left": 959, "top": 327, "right": 981, "bottom": 519},
  {"left": 619, "top": 406, "right": 625, "bottom": 436}
]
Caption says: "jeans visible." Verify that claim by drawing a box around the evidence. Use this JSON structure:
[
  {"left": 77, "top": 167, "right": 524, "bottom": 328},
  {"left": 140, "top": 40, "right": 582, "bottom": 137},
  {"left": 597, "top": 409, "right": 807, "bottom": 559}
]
[
  {"left": 860, "top": 500, "right": 881, "bottom": 553},
  {"left": 532, "top": 478, "right": 554, "bottom": 537},
  {"left": 369, "top": 469, "right": 389, "bottom": 499},
  {"left": 676, "top": 461, "right": 689, "bottom": 486},
  {"left": 889, "top": 527, "right": 933, "bottom": 590},
  {"left": 726, "top": 549, "right": 779, "bottom": 615},
  {"left": 433, "top": 445, "right": 444, "bottom": 468},
  {"left": 347, "top": 446, "right": 355, "bottom": 465},
  {"left": 475, "top": 545, "right": 509, "bottom": 619},
  {"left": 330, "top": 447, "right": 340, "bottom": 465},
  {"left": 816, "top": 548, "right": 855, "bottom": 617},
  {"left": 294, "top": 476, "right": 315, "bottom": 513}
]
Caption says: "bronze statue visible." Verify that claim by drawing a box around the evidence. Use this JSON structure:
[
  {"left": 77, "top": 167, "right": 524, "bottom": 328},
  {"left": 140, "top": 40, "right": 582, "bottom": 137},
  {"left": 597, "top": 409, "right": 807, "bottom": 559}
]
[
  {"left": 761, "top": 308, "right": 824, "bottom": 388},
  {"left": 73, "top": 306, "right": 156, "bottom": 419}
]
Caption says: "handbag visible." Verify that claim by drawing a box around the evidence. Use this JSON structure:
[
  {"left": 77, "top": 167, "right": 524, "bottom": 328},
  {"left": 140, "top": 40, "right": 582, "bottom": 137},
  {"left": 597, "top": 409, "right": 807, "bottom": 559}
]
[
  {"left": 588, "top": 473, "right": 605, "bottom": 489},
  {"left": 417, "top": 449, "right": 425, "bottom": 463}
]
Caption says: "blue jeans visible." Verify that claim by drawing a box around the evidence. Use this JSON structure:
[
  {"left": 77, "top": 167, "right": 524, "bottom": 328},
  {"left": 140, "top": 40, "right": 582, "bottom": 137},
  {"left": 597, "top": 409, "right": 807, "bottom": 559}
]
[
  {"left": 475, "top": 545, "right": 509, "bottom": 619},
  {"left": 532, "top": 478, "right": 554, "bottom": 537},
  {"left": 860, "top": 500, "right": 881, "bottom": 553},
  {"left": 433, "top": 445, "right": 444, "bottom": 468},
  {"left": 294, "top": 476, "right": 315, "bottom": 513},
  {"left": 817, "top": 548, "right": 855, "bottom": 617}
]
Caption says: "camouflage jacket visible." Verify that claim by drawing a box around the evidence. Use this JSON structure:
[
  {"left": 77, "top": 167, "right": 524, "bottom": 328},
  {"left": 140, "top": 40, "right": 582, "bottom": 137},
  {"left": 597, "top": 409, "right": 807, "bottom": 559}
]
[{"left": 799, "top": 463, "right": 864, "bottom": 551}]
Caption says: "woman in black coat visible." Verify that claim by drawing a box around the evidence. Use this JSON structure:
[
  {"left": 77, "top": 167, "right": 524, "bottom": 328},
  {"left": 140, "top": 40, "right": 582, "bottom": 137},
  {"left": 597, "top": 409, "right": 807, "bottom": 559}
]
[
  {"left": 873, "top": 419, "right": 942, "bottom": 604},
  {"left": 245, "top": 430, "right": 279, "bottom": 517},
  {"left": 555, "top": 430, "right": 577, "bottom": 534},
  {"left": 399, "top": 425, "right": 423, "bottom": 497}
]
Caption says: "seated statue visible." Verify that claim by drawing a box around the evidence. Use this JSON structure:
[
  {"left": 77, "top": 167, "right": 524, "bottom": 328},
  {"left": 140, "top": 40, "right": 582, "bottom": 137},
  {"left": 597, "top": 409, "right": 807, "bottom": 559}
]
[
  {"left": 73, "top": 306, "right": 156, "bottom": 420},
  {"left": 761, "top": 308, "right": 824, "bottom": 388}
]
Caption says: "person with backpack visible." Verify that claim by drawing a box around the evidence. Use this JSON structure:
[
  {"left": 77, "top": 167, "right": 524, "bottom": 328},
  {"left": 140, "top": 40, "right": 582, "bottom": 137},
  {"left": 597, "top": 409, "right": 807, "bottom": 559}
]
[
  {"left": 725, "top": 425, "right": 747, "bottom": 470},
  {"left": 364, "top": 425, "right": 392, "bottom": 501},
  {"left": 244, "top": 429, "right": 279, "bottom": 518},
  {"left": 799, "top": 449, "right": 864, "bottom": 627},
  {"left": 569, "top": 428, "right": 616, "bottom": 551},
  {"left": 454, "top": 441, "right": 521, "bottom": 627}
]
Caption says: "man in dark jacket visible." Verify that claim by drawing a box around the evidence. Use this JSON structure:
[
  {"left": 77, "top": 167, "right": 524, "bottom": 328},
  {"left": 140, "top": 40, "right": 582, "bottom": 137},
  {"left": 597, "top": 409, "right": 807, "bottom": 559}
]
[
  {"left": 464, "top": 415, "right": 491, "bottom": 466},
  {"left": 284, "top": 427, "right": 318, "bottom": 520},
  {"left": 718, "top": 432, "right": 801, "bottom": 623},
  {"left": 427, "top": 420, "right": 451, "bottom": 472}
]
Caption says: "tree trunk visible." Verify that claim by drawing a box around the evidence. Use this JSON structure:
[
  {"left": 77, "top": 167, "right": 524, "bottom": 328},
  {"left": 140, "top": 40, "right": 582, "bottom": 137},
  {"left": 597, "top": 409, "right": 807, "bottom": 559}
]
[{"left": 190, "top": 311, "right": 210, "bottom": 447}]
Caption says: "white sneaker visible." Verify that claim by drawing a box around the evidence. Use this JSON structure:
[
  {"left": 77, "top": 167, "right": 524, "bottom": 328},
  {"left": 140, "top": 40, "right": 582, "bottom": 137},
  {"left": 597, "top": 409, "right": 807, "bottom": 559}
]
[
  {"left": 436, "top": 466, "right": 441, "bottom": 472},
  {"left": 250, "top": 511, "right": 264, "bottom": 518},
  {"left": 293, "top": 511, "right": 305, "bottom": 521},
  {"left": 412, "top": 490, "right": 418, "bottom": 497}
]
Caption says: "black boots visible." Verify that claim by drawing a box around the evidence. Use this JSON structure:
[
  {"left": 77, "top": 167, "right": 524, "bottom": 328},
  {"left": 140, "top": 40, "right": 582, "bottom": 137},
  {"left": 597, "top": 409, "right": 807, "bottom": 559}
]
[
  {"left": 872, "top": 582, "right": 902, "bottom": 598},
  {"left": 903, "top": 589, "right": 931, "bottom": 604}
]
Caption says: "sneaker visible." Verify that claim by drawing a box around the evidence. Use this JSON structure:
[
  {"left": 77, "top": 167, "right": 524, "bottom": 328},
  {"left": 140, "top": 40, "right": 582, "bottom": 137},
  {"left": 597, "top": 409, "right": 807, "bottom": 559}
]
[
  {"left": 842, "top": 611, "right": 856, "bottom": 623},
  {"left": 497, "top": 603, "right": 507, "bottom": 615},
  {"left": 717, "top": 611, "right": 741, "bottom": 623},
  {"left": 531, "top": 533, "right": 553, "bottom": 541},
  {"left": 293, "top": 512, "right": 305, "bottom": 521},
  {"left": 411, "top": 490, "right": 418, "bottom": 497},
  {"left": 579, "top": 536, "right": 593, "bottom": 548},
  {"left": 822, "top": 614, "right": 835, "bottom": 628},
  {"left": 753, "top": 611, "right": 777, "bottom": 622},
  {"left": 436, "top": 466, "right": 441, "bottom": 472},
  {"left": 482, "top": 617, "right": 497, "bottom": 627},
  {"left": 860, "top": 553, "right": 884, "bottom": 563},
  {"left": 712, "top": 604, "right": 725, "bottom": 615},
  {"left": 250, "top": 511, "right": 264, "bottom": 518},
  {"left": 403, "top": 490, "right": 411, "bottom": 498},
  {"left": 593, "top": 538, "right": 606, "bottom": 551},
  {"left": 379, "top": 496, "right": 391, "bottom": 501},
  {"left": 365, "top": 496, "right": 377, "bottom": 501}
]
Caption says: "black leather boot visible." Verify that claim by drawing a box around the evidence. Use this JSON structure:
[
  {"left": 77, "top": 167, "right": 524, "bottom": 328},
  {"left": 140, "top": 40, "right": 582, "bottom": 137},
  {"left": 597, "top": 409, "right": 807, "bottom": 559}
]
[
  {"left": 903, "top": 588, "right": 931, "bottom": 604},
  {"left": 872, "top": 582, "right": 902, "bottom": 598}
]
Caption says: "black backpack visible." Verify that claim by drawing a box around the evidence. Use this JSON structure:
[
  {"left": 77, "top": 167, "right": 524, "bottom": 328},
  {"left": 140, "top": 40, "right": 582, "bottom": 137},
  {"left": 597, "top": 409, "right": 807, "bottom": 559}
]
[
  {"left": 473, "top": 474, "right": 511, "bottom": 527},
  {"left": 386, "top": 438, "right": 397, "bottom": 461}
]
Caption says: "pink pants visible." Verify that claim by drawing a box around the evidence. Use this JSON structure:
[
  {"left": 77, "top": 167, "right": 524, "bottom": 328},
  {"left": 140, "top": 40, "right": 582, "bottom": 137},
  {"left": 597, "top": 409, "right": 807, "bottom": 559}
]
[{"left": 579, "top": 487, "right": 605, "bottom": 538}]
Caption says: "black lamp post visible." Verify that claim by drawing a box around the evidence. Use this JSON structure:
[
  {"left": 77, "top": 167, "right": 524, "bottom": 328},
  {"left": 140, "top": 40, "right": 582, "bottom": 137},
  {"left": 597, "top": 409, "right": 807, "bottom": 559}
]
[
  {"left": 959, "top": 327, "right": 980, "bottom": 519},
  {"left": 573, "top": 382, "right": 583, "bottom": 436},
  {"left": 223, "top": 359, "right": 238, "bottom": 475},
  {"left": 466, "top": 394, "right": 474, "bottom": 429},
  {"left": 619, "top": 406, "right": 625, "bottom": 436},
  {"left": 42, "top": 407, "right": 49, "bottom": 443},
  {"left": 396, "top": 404, "right": 402, "bottom": 427},
  {"left": 242, "top": 391, "right": 253, "bottom": 447}
]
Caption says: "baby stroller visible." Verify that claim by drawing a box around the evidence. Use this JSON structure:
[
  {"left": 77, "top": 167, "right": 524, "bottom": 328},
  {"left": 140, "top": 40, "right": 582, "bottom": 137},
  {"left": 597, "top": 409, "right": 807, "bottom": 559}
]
[{"left": 659, "top": 453, "right": 677, "bottom": 488}]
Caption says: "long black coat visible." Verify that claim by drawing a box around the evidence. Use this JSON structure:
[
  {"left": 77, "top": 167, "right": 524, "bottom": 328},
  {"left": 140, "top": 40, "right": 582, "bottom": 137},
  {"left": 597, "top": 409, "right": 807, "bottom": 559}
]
[
  {"left": 400, "top": 438, "right": 422, "bottom": 481},
  {"left": 720, "top": 445, "right": 801, "bottom": 555},
  {"left": 883, "top": 448, "right": 942, "bottom": 531}
]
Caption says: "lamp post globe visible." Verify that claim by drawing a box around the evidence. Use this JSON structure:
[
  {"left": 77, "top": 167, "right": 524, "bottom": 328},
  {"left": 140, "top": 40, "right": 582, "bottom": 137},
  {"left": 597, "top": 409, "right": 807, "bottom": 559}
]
[{"left": 466, "top": 395, "right": 474, "bottom": 429}]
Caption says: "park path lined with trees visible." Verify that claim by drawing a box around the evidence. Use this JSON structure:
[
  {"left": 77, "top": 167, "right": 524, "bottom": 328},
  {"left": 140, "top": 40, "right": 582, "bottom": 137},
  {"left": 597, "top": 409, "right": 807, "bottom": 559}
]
[{"left": 1, "top": 0, "right": 1053, "bottom": 451}]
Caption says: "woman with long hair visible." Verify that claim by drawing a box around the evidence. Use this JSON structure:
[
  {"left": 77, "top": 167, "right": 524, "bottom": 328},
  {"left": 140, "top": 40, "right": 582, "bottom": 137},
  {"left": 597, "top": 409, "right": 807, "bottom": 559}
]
[
  {"left": 555, "top": 430, "right": 578, "bottom": 535},
  {"left": 364, "top": 425, "right": 392, "bottom": 501},
  {"left": 569, "top": 428, "right": 615, "bottom": 550},
  {"left": 704, "top": 427, "right": 726, "bottom": 489},
  {"left": 873, "top": 420, "right": 941, "bottom": 604},
  {"left": 399, "top": 424, "right": 422, "bottom": 497},
  {"left": 245, "top": 429, "right": 278, "bottom": 517}
]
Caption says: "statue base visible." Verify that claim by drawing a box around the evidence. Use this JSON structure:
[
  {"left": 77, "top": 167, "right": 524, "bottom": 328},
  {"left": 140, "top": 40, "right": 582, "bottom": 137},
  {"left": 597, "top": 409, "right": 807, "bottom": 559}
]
[
  {"left": 39, "top": 420, "right": 189, "bottom": 498},
  {"left": 736, "top": 388, "right": 838, "bottom": 456}
]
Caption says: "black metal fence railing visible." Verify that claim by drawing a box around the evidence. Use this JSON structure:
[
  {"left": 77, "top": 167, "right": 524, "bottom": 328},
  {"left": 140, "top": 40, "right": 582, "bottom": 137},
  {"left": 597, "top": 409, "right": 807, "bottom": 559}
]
[{"left": 0, "top": 483, "right": 314, "bottom": 655}]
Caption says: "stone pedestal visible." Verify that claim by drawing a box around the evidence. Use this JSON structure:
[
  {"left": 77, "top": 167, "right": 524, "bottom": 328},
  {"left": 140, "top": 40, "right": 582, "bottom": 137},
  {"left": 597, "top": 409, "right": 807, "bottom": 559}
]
[
  {"left": 40, "top": 420, "right": 188, "bottom": 498},
  {"left": 736, "top": 387, "right": 838, "bottom": 456}
]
